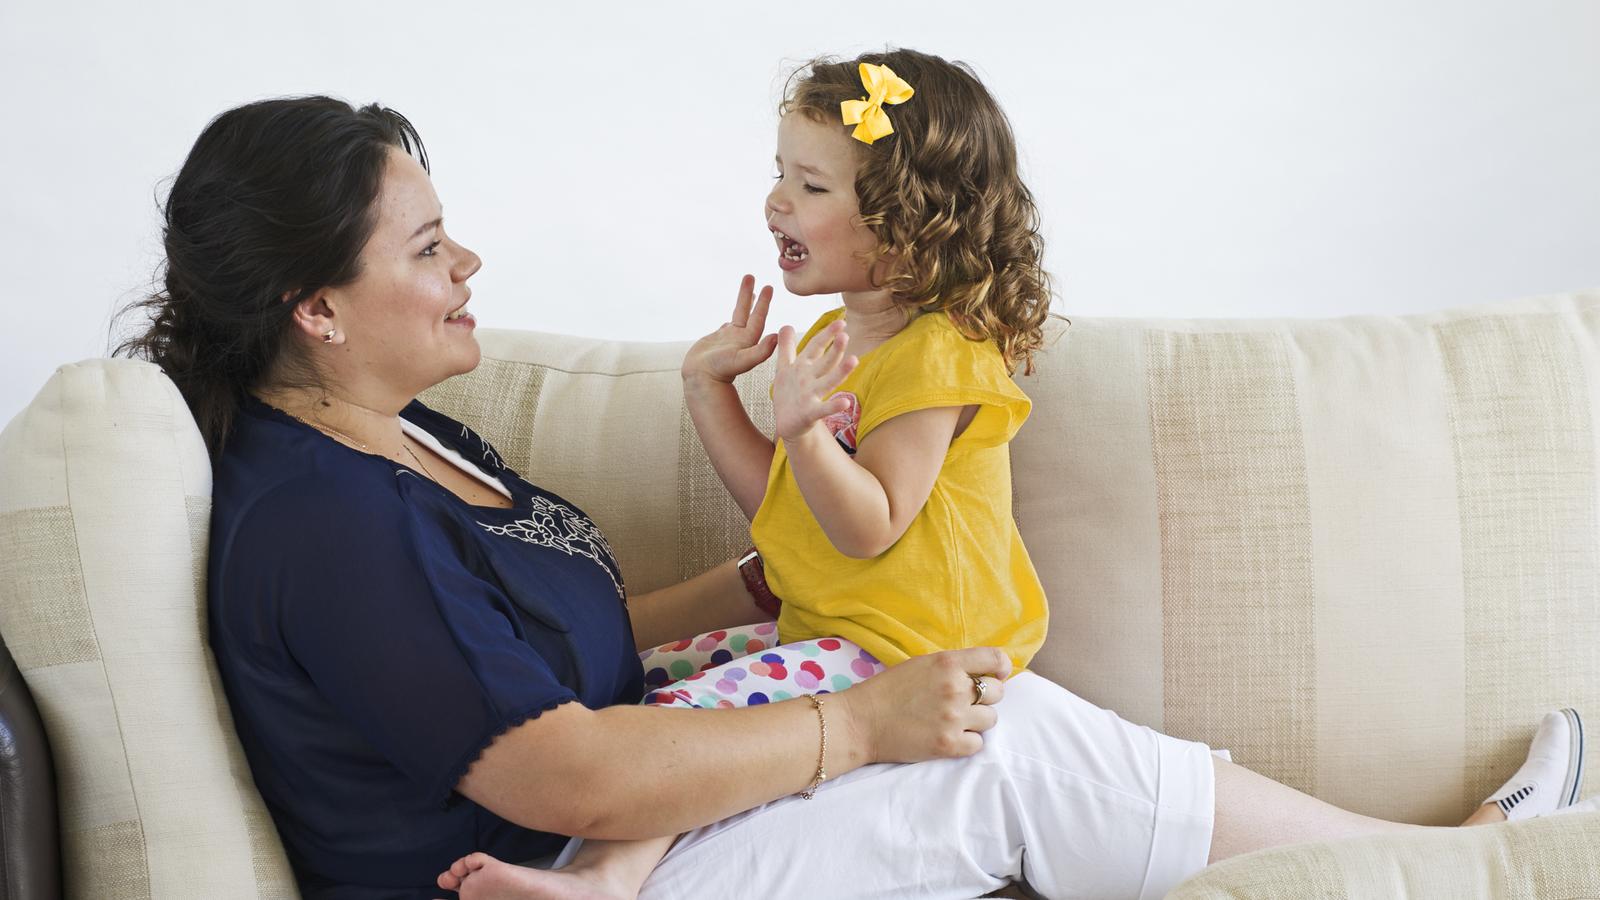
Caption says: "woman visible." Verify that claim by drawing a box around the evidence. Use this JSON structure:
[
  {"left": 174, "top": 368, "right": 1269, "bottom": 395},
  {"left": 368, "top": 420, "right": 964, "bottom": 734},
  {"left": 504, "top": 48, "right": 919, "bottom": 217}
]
[{"left": 119, "top": 96, "right": 1586, "bottom": 900}]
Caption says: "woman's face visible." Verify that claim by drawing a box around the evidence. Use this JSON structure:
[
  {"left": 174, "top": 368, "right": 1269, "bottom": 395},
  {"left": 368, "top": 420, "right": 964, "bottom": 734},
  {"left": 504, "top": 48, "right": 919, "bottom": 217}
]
[
  {"left": 318, "top": 147, "right": 483, "bottom": 399},
  {"left": 765, "top": 113, "right": 880, "bottom": 297}
]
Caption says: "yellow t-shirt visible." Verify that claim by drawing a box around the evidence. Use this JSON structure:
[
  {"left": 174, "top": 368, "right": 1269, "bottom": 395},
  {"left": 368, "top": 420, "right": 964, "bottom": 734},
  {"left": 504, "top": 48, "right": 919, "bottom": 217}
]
[{"left": 751, "top": 308, "right": 1048, "bottom": 673}]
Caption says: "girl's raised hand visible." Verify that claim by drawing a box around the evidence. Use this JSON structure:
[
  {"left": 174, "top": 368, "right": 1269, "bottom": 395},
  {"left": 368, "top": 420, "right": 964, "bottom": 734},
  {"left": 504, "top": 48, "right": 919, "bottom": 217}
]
[
  {"left": 773, "top": 319, "right": 859, "bottom": 443},
  {"left": 681, "top": 275, "right": 780, "bottom": 387}
]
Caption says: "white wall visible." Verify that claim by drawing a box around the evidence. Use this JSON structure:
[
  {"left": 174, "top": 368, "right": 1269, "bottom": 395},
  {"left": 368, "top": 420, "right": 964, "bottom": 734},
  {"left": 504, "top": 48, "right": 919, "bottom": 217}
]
[{"left": 3, "top": 0, "right": 1597, "bottom": 427}]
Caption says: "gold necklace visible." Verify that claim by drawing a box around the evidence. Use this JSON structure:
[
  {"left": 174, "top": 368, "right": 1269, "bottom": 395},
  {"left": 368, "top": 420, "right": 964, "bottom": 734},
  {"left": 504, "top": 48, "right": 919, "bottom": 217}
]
[
  {"left": 304, "top": 420, "right": 371, "bottom": 452},
  {"left": 270, "top": 402, "right": 441, "bottom": 484},
  {"left": 399, "top": 441, "right": 440, "bottom": 482}
]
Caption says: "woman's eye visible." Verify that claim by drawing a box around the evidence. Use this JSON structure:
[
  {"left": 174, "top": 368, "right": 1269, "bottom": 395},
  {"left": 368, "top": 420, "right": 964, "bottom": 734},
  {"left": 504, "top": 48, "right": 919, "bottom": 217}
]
[{"left": 420, "top": 240, "right": 442, "bottom": 257}]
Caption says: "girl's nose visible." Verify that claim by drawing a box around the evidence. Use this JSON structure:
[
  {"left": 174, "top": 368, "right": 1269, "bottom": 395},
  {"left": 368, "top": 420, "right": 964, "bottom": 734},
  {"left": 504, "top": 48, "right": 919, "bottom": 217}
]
[{"left": 765, "top": 184, "right": 790, "bottom": 217}]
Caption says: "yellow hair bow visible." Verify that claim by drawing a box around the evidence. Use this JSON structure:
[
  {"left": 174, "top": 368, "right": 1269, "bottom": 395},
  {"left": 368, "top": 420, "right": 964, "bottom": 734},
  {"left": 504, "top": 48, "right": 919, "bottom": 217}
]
[{"left": 840, "top": 63, "right": 914, "bottom": 145}]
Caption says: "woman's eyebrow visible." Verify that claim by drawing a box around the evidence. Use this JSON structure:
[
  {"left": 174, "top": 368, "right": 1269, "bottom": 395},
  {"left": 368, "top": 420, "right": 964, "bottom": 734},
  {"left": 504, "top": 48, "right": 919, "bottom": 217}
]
[{"left": 410, "top": 214, "right": 443, "bottom": 240}]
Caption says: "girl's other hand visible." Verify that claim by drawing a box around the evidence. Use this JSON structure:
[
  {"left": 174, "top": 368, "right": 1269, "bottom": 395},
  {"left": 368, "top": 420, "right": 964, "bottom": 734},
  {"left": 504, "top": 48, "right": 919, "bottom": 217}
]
[
  {"left": 772, "top": 320, "right": 858, "bottom": 442},
  {"left": 681, "top": 275, "right": 780, "bottom": 388}
]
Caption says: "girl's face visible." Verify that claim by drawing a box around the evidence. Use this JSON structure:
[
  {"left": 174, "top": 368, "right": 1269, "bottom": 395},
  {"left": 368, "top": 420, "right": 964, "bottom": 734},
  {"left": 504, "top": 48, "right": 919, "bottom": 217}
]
[
  {"left": 765, "top": 113, "right": 881, "bottom": 297},
  {"left": 320, "top": 148, "right": 483, "bottom": 397}
]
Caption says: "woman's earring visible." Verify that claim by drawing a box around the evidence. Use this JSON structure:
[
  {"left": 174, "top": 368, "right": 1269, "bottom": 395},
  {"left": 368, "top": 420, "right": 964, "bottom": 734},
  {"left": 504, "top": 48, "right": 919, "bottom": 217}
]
[{"left": 322, "top": 329, "right": 337, "bottom": 344}]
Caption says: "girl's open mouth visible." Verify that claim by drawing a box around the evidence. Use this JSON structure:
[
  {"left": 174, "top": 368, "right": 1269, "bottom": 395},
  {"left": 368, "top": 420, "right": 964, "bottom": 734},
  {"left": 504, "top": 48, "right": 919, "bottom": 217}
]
[{"left": 772, "top": 227, "right": 809, "bottom": 269}]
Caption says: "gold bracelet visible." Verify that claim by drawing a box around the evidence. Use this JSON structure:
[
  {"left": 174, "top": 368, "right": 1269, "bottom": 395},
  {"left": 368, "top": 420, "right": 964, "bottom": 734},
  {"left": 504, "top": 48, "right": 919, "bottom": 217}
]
[{"left": 800, "top": 693, "right": 827, "bottom": 800}]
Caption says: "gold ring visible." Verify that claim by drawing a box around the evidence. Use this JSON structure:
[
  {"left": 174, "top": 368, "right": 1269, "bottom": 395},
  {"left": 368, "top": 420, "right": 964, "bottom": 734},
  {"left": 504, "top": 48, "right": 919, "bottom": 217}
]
[{"left": 971, "top": 675, "right": 987, "bottom": 705}]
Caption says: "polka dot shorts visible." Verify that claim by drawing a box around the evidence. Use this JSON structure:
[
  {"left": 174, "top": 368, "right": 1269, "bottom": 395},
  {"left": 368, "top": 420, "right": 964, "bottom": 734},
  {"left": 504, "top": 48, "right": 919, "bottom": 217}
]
[{"left": 638, "top": 622, "right": 884, "bottom": 708}]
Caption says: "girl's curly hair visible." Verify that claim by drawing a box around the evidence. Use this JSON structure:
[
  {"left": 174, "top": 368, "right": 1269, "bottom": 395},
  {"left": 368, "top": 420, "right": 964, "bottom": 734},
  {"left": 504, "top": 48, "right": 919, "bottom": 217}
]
[{"left": 782, "top": 48, "right": 1052, "bottom": 373}]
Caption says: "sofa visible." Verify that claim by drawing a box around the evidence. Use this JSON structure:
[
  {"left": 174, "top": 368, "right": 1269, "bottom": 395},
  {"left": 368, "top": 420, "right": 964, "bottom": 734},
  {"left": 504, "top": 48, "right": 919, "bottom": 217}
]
[{"left": 2, "top": 290, "right": 1599, "bottom": 899}]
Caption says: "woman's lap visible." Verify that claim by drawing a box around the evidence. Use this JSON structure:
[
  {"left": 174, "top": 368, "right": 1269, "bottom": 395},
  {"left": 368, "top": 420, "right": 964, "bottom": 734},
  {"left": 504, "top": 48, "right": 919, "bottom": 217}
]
[{"left": 559, "top": 673, "right": 1216, "bottom": 900}]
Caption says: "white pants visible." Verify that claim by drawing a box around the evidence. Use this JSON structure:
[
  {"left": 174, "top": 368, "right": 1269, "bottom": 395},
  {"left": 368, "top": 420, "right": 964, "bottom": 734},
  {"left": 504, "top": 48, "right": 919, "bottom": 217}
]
[{"left": 558, "top": 673, "right": 1215, "bottom": 899}]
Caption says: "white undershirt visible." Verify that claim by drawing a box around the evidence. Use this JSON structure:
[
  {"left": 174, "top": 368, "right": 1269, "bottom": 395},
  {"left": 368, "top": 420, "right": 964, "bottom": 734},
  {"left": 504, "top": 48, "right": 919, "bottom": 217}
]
[{"left": 398, "top": 418, "right": 514, "bottom": 502}]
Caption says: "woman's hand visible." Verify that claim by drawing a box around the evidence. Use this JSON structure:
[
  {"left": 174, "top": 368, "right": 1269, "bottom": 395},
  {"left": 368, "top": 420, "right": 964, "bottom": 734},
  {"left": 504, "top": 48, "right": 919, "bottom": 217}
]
[
  {"left": 773, "top": 319, "right": 858, "bottom": 443},
  {"left": 682, "top": 275, "right": 780, "bottom": 388},
  {"left": 836, "top": 647, "right": 1012, "bottom": 763}
]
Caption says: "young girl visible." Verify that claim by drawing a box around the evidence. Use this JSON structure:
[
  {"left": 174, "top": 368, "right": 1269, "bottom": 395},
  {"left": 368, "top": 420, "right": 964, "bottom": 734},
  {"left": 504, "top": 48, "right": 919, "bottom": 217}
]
[{"left": 439, "top": 47, "right": 1052, "bottom": 899}]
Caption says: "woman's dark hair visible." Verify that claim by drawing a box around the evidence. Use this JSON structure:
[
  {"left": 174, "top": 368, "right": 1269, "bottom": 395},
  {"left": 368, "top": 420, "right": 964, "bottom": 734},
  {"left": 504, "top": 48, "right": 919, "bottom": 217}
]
[{"left": 114, "top": 96, "right": 427, "bottom": 456}]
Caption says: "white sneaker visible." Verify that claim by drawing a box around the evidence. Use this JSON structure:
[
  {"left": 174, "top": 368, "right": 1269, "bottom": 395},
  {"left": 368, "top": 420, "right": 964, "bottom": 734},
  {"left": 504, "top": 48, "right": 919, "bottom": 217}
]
[
  {"left": 1483, "top": 708, "right": 1584, "bottom": 821},
  {"left": 1547, "top": 794, "right": 1599, "bottom": 817}
]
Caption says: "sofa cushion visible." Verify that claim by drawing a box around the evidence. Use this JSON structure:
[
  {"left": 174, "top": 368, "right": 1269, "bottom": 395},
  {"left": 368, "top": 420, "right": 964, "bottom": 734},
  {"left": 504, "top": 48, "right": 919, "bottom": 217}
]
[
  {"left": 1168, "top": 809, "right": 1600, "bottom": 898},
  {"left": 0, "top": 360, "right": 294, "bottom": 899}
]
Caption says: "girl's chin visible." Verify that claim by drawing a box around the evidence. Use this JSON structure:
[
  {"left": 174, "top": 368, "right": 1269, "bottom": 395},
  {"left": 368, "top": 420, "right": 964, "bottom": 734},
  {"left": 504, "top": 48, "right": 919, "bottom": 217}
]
[{"left": 780, "top": 270, "right": 834, "bottom": 297}]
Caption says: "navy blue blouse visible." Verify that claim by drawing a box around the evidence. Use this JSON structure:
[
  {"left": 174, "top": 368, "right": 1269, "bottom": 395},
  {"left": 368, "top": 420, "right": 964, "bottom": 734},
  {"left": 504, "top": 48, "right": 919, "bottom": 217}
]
[{"left": 209, "top": 396, "right": 643, "bottom": 899}]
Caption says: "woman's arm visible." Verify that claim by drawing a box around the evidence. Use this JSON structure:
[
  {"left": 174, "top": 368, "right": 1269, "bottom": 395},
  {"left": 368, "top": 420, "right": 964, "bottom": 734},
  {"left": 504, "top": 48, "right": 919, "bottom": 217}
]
[
  {"left": 455, "top": 646, "right": 1011, "bottom": 840},
  {"left": 626, "top": 558, "right": 765, "bottom": 651},
  {"left": 681, "top": 276, "right": 780, "bottom": 520}
]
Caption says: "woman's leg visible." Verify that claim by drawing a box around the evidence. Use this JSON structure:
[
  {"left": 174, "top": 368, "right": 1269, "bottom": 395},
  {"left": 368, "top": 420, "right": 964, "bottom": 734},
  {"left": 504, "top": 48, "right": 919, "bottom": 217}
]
[
  {"left": 641, "top": 672, "right": 1213, "bottom": 900},
  {"left": 1205, "top": 705, "right": 1584, "bottom": 862},
  {"left": 638, "top": 675, "right": 1582, "bottom": 899},
  {"left": 1208, "top": 759, "right": 1425, "bottom": 862}
]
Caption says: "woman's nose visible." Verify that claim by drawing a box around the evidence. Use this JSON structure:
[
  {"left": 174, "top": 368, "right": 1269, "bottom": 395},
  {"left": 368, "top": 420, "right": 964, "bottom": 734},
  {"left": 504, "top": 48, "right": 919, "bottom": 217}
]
[{"left": 454, "top": 242, "right": 483, "bottom": 281}]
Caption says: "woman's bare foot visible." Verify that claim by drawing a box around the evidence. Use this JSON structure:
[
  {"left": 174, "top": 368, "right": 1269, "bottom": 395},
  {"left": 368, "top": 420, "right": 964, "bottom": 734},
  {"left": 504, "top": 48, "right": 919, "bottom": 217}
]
[{"left": 436, "top": 852, "right": 630, "bottom": 900}]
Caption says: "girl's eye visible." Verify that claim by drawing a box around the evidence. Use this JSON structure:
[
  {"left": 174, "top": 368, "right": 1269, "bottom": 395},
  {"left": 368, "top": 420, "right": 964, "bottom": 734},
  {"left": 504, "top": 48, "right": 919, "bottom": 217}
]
[
  {"left": 420, "top": 240, "right": 442, "bottom": 258},
  {"left": 803, "top": 184, "right": 827, "bottom": 195}
]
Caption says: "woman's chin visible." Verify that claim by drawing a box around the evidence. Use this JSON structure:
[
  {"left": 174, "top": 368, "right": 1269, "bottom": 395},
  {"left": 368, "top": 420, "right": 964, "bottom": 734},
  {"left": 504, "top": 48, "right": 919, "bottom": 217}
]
[{"left": 436, "top": 338, "right": 483, "bottom": 382}]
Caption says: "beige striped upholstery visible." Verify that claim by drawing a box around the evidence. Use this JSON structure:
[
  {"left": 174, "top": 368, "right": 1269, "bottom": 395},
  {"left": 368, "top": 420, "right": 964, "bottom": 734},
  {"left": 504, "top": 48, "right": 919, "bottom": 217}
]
[
  {"left": 426, "top": 292, "right": 1600, "bottom": 833},
  {"left": 0, "top": 361, "right": 296, "bottom": 899},
  {"left": 1, "top": 290, "right": 1595, "bottom": 898},
  {"left": 1168, "top": 810, "right": 1600, "bottom": 899}
]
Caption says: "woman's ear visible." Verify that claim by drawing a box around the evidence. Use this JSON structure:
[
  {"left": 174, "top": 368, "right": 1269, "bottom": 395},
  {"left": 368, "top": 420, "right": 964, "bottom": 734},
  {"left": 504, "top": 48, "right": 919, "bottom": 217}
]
[{"left": 285, "top": 289, "right": 345, "bottom": 346}]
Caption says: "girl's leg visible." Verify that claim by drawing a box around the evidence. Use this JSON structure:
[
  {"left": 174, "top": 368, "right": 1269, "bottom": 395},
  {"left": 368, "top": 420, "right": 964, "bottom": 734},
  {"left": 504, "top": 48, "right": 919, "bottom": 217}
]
[
  {"left": 437, "top": 841, "right": 672, "bottom": 900},
  {"left": 643, "top": 636, "right": 883, "bottom": 709},
  {"left": 637, "top": 621, "right": 779, "bottom": 693}
]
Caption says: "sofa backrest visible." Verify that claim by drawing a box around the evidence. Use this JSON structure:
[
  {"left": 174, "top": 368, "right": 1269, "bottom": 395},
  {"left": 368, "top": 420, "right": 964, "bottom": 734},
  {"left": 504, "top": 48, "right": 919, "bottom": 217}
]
[
  {"left": 0, "top": 361, "right": 296, "bottom": 899},
  {"left": 422, "top": 291, "right": 1600, "bottom": 827}
]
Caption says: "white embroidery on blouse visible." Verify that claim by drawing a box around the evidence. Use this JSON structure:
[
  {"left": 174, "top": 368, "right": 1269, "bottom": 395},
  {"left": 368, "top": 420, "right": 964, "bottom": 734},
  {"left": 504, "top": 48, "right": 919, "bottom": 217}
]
[
  {"left": 479, "top": 495, "right": 624, "bottom": 600},
  {"left": 460, "top": 424, "right": 505, "bottom": 471}
]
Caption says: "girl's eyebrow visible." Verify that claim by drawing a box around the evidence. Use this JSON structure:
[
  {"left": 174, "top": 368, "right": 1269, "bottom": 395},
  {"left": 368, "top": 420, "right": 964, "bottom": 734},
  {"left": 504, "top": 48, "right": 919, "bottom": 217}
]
[{"left": 775, "top": 155, "right": 828, "bottom": 177}]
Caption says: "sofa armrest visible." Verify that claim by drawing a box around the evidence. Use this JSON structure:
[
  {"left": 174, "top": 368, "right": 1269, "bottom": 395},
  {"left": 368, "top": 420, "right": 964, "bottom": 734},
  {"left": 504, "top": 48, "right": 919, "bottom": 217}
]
[
  {"left": 1168, "top": 810, "right": 1600, "bottom": 899},
  {"left": 0, "top": 639, "right": 60, "bottom": 900}
]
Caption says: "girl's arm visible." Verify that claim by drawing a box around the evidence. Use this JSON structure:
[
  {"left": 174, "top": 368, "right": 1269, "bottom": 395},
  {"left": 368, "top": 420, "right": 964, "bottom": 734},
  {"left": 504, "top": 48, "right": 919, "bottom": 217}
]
[
  {"left": 682, "top": 380, "right": 773, "bottom": 520},
  {"left": 680, "top": 276, "right": 780, "bottom": 520},
  {"left": 773, "top": 322, "right": 976, "bottom": 558},
  {"left": 455, "top": 644, "right": 1011, "bottom": 840},
  {"left": 626, "top": 558, "right": 765, "bottom": 651},
  {"left": 783, "top": 404, "right": 974, "bottom": 558}
]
